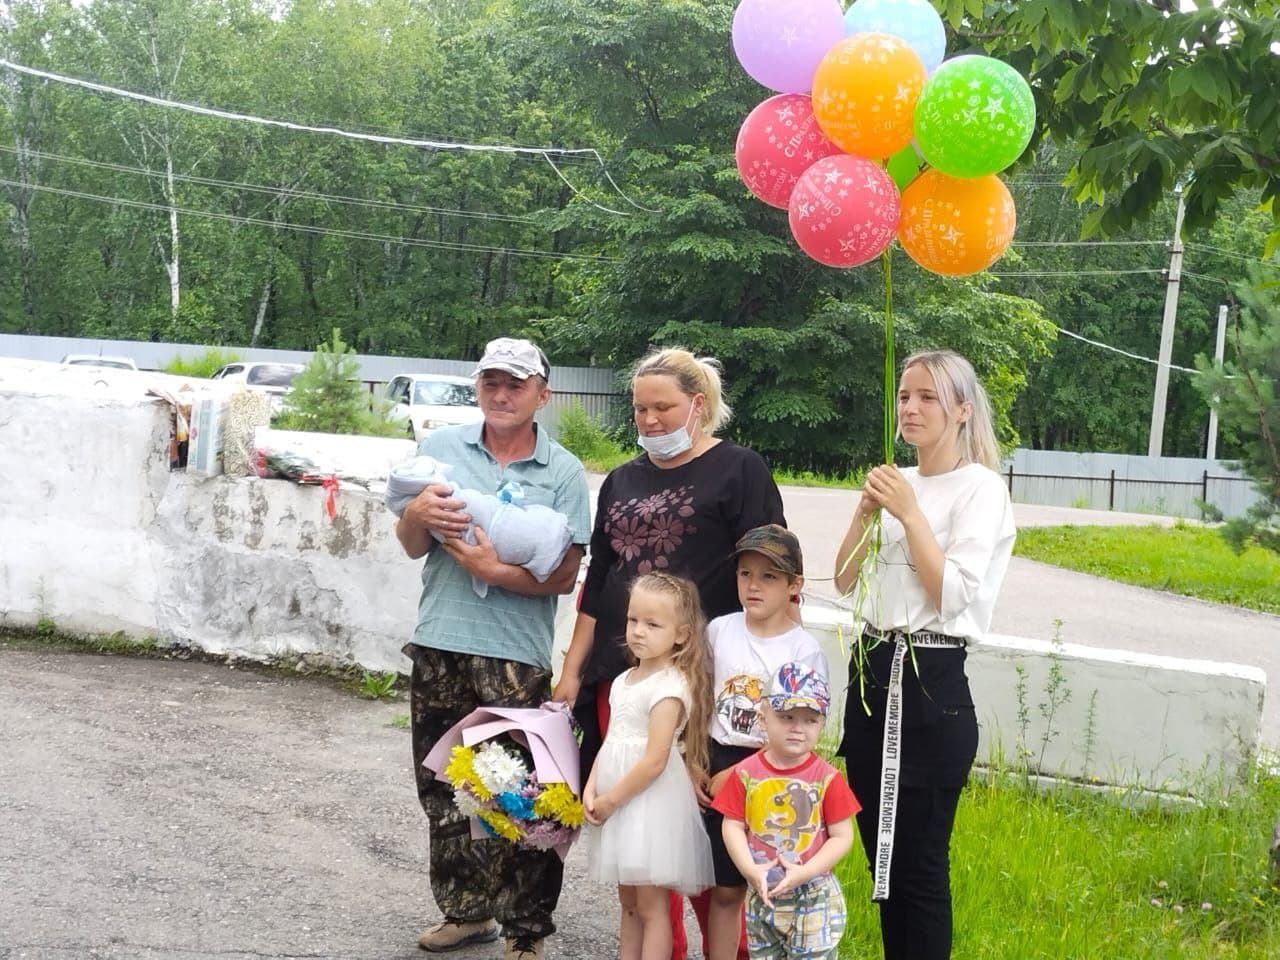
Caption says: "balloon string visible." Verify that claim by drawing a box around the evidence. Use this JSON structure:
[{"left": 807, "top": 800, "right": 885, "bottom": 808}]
[{"left": 882, "top": 246, "right": 895, "bottom": 463}]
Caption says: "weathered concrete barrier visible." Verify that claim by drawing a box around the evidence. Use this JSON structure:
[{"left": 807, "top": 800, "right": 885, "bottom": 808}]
[
  {"left": 2, "top": 382, "right": 1265, "bottom": 794},
  {"left": 798, "top": 606, "right": 1266, "bottom": 795}
]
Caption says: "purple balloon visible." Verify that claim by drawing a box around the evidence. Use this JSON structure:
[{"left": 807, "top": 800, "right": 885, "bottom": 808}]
[{"left": 732, "top": 0, "right": 847, "bottom": 94}]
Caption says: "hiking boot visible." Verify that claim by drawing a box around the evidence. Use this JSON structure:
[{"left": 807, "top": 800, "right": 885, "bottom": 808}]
[
  {"left": 417, "top": 919, "right": 500, "bottom": 952},
  {"left": 504, "top": 934, "right": 546, "bottom": 960}
]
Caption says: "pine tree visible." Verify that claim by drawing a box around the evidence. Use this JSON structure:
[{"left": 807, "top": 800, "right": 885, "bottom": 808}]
[{"left": 276, "top": 328, "right": 401, "bottom": 437}]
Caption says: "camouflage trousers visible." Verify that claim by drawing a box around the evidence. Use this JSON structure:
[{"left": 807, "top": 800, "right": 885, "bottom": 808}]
[{"left": 404, "top": 643, "right": 563, "bottom": 940}]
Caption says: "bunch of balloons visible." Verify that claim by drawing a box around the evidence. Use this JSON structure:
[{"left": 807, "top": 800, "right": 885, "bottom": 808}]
[{"left": 732, "top": 0, "right": 1034, "bottom": 274}]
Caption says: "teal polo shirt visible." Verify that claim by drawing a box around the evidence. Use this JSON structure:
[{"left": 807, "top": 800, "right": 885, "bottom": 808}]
[{"left": 408, "top": 420, "right": 591, "bottom": 670}]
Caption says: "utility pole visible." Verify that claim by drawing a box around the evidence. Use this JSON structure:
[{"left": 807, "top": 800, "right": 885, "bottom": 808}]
[
  {"left": 1148, "top": 183, "right": 1186, "bottom": 458},
  {"left": 1205, "top": 302, "right": 1228, "bottom": 461}
]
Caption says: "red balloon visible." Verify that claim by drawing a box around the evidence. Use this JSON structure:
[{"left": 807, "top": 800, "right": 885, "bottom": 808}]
[
  {"left": 788, "top": 155, "right": 900, "bottom": 268},
  {"left": 736, "top": 94, "right": 842, "bottom": 209}
]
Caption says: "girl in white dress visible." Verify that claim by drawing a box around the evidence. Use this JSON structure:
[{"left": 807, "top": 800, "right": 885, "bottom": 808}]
[{"left": 585, "top": 572, "right": 715, "bottom": 960}]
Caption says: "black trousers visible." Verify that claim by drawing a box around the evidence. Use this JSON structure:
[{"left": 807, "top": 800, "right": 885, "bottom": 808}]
[
  {"left": 405, "top": 644, "right": 563, "bottom": 940},
  {"left": 841, "top": 641, "right": 978, "bottom": 960}
]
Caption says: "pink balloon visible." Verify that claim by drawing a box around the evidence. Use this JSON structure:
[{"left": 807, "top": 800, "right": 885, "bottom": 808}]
[
  {"left": 788, "top": 155, "right": 900, "bottom": 268},
  {"left": 736, "top": 94, "right": 843, "bottom": 209},
  {"left": 732, "top": 0, "right": 847, "bottom": 94}
]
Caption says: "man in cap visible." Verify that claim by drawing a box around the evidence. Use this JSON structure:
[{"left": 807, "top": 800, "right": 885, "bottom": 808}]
[{"left": 396, "top": 337, "right": 590, "bottom": 960}]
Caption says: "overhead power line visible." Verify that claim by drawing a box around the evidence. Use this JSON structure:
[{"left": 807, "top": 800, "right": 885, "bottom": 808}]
[
  {"left": 1011, "top": 240, "right": 1166, "bottom": 248},
  {"left": 0, "top": 58, "right": 658, "bottom": 215},
  {"left": 0, "top": 143, "right": 542, "bottom": 224},
  {"left": 1184, "top": 242, "right": 1280, "bottom": 268},
  {"left": 1052, "top": 324, "right": 1200, "bottom": 374},
  {"left": 0, "top": 176, "right": 618, "bottom": 263},
  {"left": 988, "top": 268, "right": 1167, "bottom": 277}
]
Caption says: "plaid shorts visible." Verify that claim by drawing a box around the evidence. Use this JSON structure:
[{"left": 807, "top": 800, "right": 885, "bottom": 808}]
[{"left": 745, "top": 872, "right": 846, "bottom": 959}]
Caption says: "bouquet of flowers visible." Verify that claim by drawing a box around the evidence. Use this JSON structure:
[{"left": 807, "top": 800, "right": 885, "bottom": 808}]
[{"left": 422, "top": 703, "right": 584, "bottom": 860}]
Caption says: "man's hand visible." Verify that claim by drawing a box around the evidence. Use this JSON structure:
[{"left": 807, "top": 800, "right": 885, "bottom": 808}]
[
  {"left": 403, "top": 483, "right": 470, "bottom": 539},
  {"left": 440, "top": 526, "right": 501, "bottom": 583}
]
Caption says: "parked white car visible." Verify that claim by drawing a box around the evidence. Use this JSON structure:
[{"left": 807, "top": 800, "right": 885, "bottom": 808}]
[
  {"left": 385, "top": 373, "right": 483, "bottom": 441},
  {"left": 210, "top": 361, "right": 305, "bottom": 413},
  {"left": 60, "top": 354, "right": 138, "bottom": 371}
]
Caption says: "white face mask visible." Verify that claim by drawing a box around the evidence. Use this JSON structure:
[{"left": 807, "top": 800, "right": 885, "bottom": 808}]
[{"left": 637, "top": 404, "right": 699, "bottom": 461}]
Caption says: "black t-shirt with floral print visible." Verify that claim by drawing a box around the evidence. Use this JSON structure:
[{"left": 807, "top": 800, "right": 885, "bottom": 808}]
[{"left": 578, "top": 441, "right": 786, "bottom": 686}]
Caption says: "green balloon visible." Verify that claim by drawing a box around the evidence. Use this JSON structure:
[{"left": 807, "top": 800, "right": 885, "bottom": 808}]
[
  {"left": 886, "top": 143, "right": 924, "bottom": 193},
  {"left": 914, "top": 56, "right": 1035, "bottom": 178}
]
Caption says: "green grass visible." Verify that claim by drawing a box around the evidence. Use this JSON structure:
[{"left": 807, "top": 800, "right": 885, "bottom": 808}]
[
  {"left": 836, "top": 768, "right": 1280, "bottom": 958},
  {"left": 1014, "top": 524, "right": 1280, "bottom": 615},
  {"left": 774, "top": 467, "right": 868, "bottom": 490}
]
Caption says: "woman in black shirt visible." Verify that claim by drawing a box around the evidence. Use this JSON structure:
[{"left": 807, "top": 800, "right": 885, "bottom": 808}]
[{"left": 555, "top": 347, "right": 784, "bottom": 960}]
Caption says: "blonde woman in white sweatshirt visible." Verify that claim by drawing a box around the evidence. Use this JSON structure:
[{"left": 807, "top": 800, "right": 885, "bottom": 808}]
[{"left": 833, "top": 350, "right": 1016, "bottom": 960}]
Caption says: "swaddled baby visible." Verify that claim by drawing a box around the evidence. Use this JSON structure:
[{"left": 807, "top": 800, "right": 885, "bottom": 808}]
[{"left": 385, "top": 455, "right": 572, "bottom": 598}]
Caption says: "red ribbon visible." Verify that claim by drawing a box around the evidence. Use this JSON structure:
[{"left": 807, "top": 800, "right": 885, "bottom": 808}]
[{"left": 322, "top": 476, "right": 339, "bottom": 520}]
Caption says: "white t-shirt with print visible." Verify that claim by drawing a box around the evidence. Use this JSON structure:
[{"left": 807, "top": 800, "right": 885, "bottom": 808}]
[{"left": 708, "top": 611, "right": 829, "bottom": 748}]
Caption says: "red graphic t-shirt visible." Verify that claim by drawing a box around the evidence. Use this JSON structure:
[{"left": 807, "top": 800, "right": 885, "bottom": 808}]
[{"left": 713, "top": 751, "right": 860, "bottom": 885}]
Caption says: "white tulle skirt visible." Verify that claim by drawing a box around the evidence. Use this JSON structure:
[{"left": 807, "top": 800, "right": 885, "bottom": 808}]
[{"left": 585, "top": 741, "right": 714, "bottom": 895}]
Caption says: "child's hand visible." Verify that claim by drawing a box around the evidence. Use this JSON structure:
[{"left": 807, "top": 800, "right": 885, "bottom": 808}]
[
  {"left": 767, "top": 857, "right": 810, "bottom": 900},
  {"left": 589, "top": 792, "right": 619, "bottom": 824},
  {"left": 695, "top": 768, "right": 732, "bottom": 807},
  {"left": 582, "top": 783, "right": 600, "bottom": 826},
  {"left": 744, "top": 858, "right": 779, "bottom": 909}
]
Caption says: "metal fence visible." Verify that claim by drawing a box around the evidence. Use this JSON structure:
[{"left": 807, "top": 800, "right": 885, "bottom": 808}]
[
  {"left": 0, "top": 332, "right": 626, "bottom": 437},
  {"left": 1004, "top": 449, "right": 1262, "bottom": 520},
  {"left": 1004, "top": 464, "right": 1256, "bottom": 518}
]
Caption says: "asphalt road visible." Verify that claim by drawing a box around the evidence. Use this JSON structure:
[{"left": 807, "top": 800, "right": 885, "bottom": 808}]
[
  {"left": 0, "top": 646, "right": 621, "bottom": 960},
  {"left": 770, "top": 483, "right": 1279, "bottom": 743}
]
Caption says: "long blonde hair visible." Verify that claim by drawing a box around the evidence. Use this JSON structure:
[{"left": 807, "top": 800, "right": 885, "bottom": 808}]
[
  {"left": 628, "top": 572, "right": 713, "bottom": 778},
  {"left": 900, "top": 350, "right": 1002, "bottom": 471},
  {"left": 632, "top": 347, "right": 733, "bottom": 435}
]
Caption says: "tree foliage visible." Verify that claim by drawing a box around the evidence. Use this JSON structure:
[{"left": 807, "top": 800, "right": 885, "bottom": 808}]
[
  {"left": 938, "top": 0, "right": 1280, "bottom": 251},
  {"left": 1195, "top": 273, "right": 1280, "bottom": 553},
  {"left": 1, "top": 0, "right": 1271, "bottom": 471},
  {"left": 277, "top": 328, "right": 401, "bottom": 437}
]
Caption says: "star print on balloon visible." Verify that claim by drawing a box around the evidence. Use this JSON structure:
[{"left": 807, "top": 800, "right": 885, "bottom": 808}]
[
  {"left": 811, "top": 33, "right": 926, "bottom": 159},
  {"left": 736, "top": 94, "right": 843, "bottom": 209},
  {"left": 787, "top": 155, "right": 899, "bottom": 268},
  {"left": 730, "top": 0, "right": 1035, "bottom": 275},
  {"left": 913, "top": 56, "right": 1036, "bottom": 179},
  {"left": 843, "top": 0, "right": 946, "bottom": 75},
  {"left": 898, "top": 170, "right": 1016, "bottom": 276},
  {"left": 732, "top": 0, "right": 845, "bottom": 94}
]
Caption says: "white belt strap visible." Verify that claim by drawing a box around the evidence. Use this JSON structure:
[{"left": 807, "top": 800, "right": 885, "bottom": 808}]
[{"left": 870, "top": 630, "right": 964, "bottom": 902}]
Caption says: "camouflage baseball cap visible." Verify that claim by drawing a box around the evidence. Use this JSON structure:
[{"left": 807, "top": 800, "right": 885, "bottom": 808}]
[{"left": 731, "top": 523, "right": 803, "bottom": 577}]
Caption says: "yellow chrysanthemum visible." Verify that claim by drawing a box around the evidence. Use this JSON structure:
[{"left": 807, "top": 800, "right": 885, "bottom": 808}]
[
  {"left": 478, "top": 808, "right": 522, "bottom": 842},
  {"left": 533, "top": 782, "right": 584, "bottom": 828},
  {"left": 445, "top": 746, "right": 492, "bottom": 801}
]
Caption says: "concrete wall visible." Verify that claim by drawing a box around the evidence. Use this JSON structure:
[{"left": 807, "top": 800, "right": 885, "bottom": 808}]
[
  {"left": 800, "top": 606, "right": 1265, "bottom": 795},
  {"left": 2, "top": 383, "right": 1265, "bottom": 795}
]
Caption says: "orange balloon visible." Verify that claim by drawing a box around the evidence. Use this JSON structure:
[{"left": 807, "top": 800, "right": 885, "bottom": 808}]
[
  {"left": 898, "top": 170, "right": 1016, "bottom": 276},
  {"left": 811, "top": 33, "right": 926, "bottom": 159}
]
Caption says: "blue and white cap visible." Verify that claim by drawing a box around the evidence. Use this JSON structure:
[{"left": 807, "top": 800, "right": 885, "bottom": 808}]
[{"left": 767, "top": 662, "right": 830, "bottom": 716}]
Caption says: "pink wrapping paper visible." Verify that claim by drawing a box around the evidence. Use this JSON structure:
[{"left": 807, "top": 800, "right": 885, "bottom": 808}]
[{"left": 421, "top": 701, "right": 581, "bottom": 858}]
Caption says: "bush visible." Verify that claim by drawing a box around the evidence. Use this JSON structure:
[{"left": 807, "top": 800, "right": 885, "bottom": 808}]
[
  {"left": 164, "top": 348, "right": 241, "bottom": 379},
  {"left": 276, "top": 328, "right": 402, "bottom": 438},
  {"left": 557, "top": 401, "right": 632, "bottom": 473}
]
